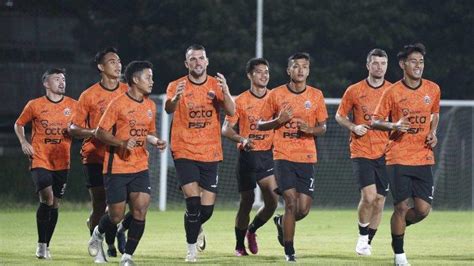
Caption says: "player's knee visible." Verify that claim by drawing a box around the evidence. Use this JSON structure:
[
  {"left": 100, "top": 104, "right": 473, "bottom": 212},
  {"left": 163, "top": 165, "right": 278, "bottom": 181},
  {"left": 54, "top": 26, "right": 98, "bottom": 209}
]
[
  {"left": 284, "top": 198, "right": 297, "bottom": 213},
  {"left": 240, "top": 191, "right": 255, "bottom": 206},
  {"left": 131, "top": 207, "right": 148, "bottom": 221},
  {"left": 264, "top": 198, "right": 278, "bottom": 212},
  {"left": 200, "top": 204, "right": 214, "bottom": 224},
  {"left": 416, "top": 206, "right": 431, "bottom": 220},
  {"left": 394, "top": 202, "right": 410, "bottom": 215},
  {"left": 361, "top": 192, "right": 377, "bottom": 205},
  {"left": 185, "top": 196, "right": 201, "bottom": 220}
]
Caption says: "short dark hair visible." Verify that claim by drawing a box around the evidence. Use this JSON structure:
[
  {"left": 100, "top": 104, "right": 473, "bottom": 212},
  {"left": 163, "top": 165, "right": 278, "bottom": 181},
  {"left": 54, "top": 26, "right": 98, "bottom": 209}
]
[
  {"left": 288, "top": 52, "right": 310, "bottom": 66},
  {"left": 366, "top": 48, "right": 388, "bottom": 64},
  {"left": 185, "top": 44, "right": 206, "bottom": 57},
  {"left": 42, "top": 68, "right": 66, "bottom": 83},
  {"left": 124, "top": 61, "right": 153, "bottom": 86},
  {"left": 94, "top": 47, "right": 119, "bottom": 71},
  {"left": 246, "top": 58, "right": 269, "bottom": 74},
  {"left": 397, "top": 43, "right": 426, "bottom": 61}
]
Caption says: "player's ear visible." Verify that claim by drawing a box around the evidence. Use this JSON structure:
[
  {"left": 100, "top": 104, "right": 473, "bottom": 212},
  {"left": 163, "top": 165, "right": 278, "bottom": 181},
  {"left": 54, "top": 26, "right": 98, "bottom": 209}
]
[
  {"left": 398, "top": 60, "right": 405, "bottom": 70},
  {"left": 247, "top": 72, "right": 252, "bottom": 80},
  {"left": 97, "top": 64, "right": 105, "bottom": 72},
  {"left": 132, "top": 75, "right": 139, "bottom": 85},
  {"left": 184, "top": 60, "right": 189, "bottom": 69}
]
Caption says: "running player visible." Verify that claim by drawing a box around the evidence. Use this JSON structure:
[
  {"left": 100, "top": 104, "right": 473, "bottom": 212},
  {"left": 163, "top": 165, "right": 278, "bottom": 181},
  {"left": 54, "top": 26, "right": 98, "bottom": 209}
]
[
  {"left": 335, "top": 48, "right": 392, "bottom": 255},
  {"left": 68, "top": 47, "right": 130, "bottom": 261},
  {"left": 87, "top": 61, "right": 166, "bottom": 265},
  {"left": 222, "top": 58, "right": 278, "bottom": 256},
  {"left": 165, "top": 44, "right": 235, "bottom": 262},
  {"left": 14, "top": 68, "right": 77, "bottom": 259},
  {"left": 372, "top": 43, "right": 440, "bottom": 266},
  {"left": 258, "top": 52, "right": 328, "bottom": 262}
]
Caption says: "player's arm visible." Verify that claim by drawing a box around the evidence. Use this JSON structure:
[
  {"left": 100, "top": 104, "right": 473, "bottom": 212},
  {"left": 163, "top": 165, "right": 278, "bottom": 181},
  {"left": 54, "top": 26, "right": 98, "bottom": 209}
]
[
  {"left": 257, "top": 104, "right": 293, "bottom": 131},
  {"left": 299, "top": 120, "right": 327, "bottom": 136},
  {"left": 165, "top": 80, "right": 185, "bottom": 114},
  {"left": 68, "top": 123, "right": 96, "bottom": 139},
  {"left": 95, "top": 127, "right": 136, "bottom": 151},
  {"left": 216, "top": 73, "right": 235, "bottom": 116},
  {"left": 14, "top": 123, "right": 34, "bottom": 156},
  {"left": 335, "top": 114, "right": 369, "bottom": 136},
  {"left": 146, "top": 132, "right": 167, "bottom": 151},
  {"left": 425, "top": 113, "right": 439, "bottom": 148},
  {"left": 222, "top": 120, "right": 253, "bottom": 150},
  {"left": 371, "top": 116, "right": 410, "bottom": 132}
]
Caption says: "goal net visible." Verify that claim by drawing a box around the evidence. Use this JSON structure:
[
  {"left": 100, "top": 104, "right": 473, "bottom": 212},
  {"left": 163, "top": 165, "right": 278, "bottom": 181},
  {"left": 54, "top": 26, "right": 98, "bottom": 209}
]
[{"left": 149, "top": 95, "right": 473, "bottom": 210}]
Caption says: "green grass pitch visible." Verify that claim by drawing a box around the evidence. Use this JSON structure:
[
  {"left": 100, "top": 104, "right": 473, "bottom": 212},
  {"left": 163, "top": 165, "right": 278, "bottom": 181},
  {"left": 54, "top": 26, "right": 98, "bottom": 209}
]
[{"left": 0, "top": 207, "right": 472, "bottom": 265}]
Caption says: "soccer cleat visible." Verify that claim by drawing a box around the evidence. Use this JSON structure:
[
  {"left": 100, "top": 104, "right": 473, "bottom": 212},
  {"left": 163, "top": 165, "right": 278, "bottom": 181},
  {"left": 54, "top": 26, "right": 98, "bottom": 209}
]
[
  {"left": 394, "top": 253, "right": 411, "bottom": 266},
  {"left": 246, "top": 231, "right": 258, "bottom": 254},
  {"left": 88, "top": 226, "right": 104, "bottom": 257},
  {"left": 36, "top": 243, "right": 47, "bottom": 259},
  {"left": 116, "top": 227, "right": 127, "bottom": 254},
  {"left": 86, "top": 217, "right": 91, "bottom": 231},
  {"left": 285, "top": 254, "right": 297, "bottom": 262},
  {"left": 45, "top": 247, "right": 52, "bottom": 260},
  {"left": 107, "top": 246, "right": 117, "bottom": 257},
  {"left": 185, "top": 251, "right": 197, "bottom": 262},
  {"left": 273, "top": 215, "right": 284, "bottom": 247},
  {"left": 93, "top": 244, "right": 108, "bottom": 264},
  {"left": 235, "top": 247, "right": 249, "bottom": 256},
  {"left": 355, "top": 235, "right": 371, "bottom": 256},
  {"left": 196, "top": 227, "right": 206, "bottom": 252},
  {"left": 120, "top": 254, "right": 135, "bottom": 266}
]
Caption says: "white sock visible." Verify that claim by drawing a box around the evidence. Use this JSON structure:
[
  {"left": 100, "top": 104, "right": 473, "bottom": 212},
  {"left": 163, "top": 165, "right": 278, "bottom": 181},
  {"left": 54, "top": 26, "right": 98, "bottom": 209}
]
[
  {"left": 187, "top": 243, "right": 197, "bottom": 253},
  {"left": 121, "top": 253, "right": 132, "bottom": 261}
]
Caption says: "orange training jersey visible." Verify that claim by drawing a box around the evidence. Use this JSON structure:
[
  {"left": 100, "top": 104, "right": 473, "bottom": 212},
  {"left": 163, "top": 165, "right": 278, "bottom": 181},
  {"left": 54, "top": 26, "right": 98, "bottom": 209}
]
[
  {"left": 167, "top": 76, "right": 225, "bottom": 162},
  {"left": 71, "top": 82, "right": 128, "bottom": 164},
  {"left": 225, "top": 89, "right": 274, "bottom": 151},
  {"left": 97, "top": 93, "right": 156, "bottom": 174},
  {"left": 337, "top": 79, "right": 392, "bottom": 159},
  {"left": 260, "top": 84, "right": 328, "bottom": 163},
  {"left": 15, "top": 96, "right": 77, "bottom": 171},
  {"left": 373, "top": 79, "right": 441, "bottom": 166}
]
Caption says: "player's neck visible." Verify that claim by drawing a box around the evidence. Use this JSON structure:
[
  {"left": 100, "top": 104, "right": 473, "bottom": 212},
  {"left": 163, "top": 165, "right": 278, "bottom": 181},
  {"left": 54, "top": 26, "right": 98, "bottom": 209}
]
[
  {"left": 100, "top": 75, "right": 120, "bottom": 91},
  {"left": 250, "top": 85, "right": 267, "bottom": 97},
  {"left": 402, "top": 75, "right": 421, "bottom": 89},
  {"left": 366, "top": 76, "right": 384, "bottom": 88},
  {"left": 45, "top": 91, "right": 64, "bottom": 102},
  {"left": 127, "top": 88, "right": 144, "bottom": 102},
  {"left": 188, "top": 73, "right": 207, "bottom": 85},
  {"left": 288, "top": 80, "right": 306, "bottom": 92}
]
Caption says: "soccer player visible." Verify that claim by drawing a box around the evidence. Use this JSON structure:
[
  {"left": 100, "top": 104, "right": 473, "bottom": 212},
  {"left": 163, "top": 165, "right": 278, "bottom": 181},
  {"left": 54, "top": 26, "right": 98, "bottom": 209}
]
[
  {"left": 222, "top": 58, "right": 278, "bottom": 256},
  {"left": 165, "top": 44, "right": 235, "bottom": 262},
  {"left": 335, "top": 48, "right": 392, "bottom": 256},
  {"left": 372, "top": 43, "right": 440, "bottom": 266},
  {"left": 68, "top": 47, "right": 130, "bottom": 261},
  {"left": 87, "top": 61, "right": 166, "bottom": 265},
  {"left": 14, "top": 68, "right": 77, "bottom": 259},
  {"left": 257, "top": 52, "right": 328, "bottom": 262}
]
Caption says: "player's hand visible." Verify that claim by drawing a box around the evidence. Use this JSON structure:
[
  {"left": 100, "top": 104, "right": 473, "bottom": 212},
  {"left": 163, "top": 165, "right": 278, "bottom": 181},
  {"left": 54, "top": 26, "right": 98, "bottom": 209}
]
[
  {"left": 352, "top": 124, "right": 370, "bottom": 136},
  {"left": 173, "top": 80, "right": 186, "bottom": 102},
  {"left": 155, "top": 139, "right": 167, "bottom": 151},
  {"left": 240, "top": 137, "right": 254, "bottom": 151},
  {"left": 393, "top": 116, "right": 410, "bottom": 132},
  {"left": 277, "top": 104, "right": 293, "bottom": 125},
  {"left": 21, "top": 142, "right": 34, "bottom": 157},
  {"left": 298, "top": 122, "right": 313, "bottom": 134},
  {"left": 122, "top": 138, "right": 137, "bottom": 151},
  {"left": 216, "top": 72, "right": 230, "bottom": 94},
  {"left": 425, "top": 132, "right": 437, "bottom": 148}
]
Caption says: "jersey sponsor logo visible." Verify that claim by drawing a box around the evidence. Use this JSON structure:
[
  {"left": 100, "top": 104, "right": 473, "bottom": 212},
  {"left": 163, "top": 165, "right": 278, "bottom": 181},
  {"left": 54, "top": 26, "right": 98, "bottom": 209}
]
[
  {"left": 423, "top": 95, "right": 431, "bottom": 104},
  {"left": 304, "top": 100, "right": 311, "bottom": 109},
  {"left": 189, "top": 109, "right": 213, "bottom": 118},
  {"left": 248, "top": 133, "right": 269, "bottom": 140},
  {"left": 188, "top": 121, "right": 211, "bottom": 128},
  {"left": 40, "top": 120, "right": 67, "bottom": 144},
  {"left": 283, "top": 120, "right": 304, "bottom": 139},
  {"left": 361, "top": 105, "right": 372, "bottom": 121}
]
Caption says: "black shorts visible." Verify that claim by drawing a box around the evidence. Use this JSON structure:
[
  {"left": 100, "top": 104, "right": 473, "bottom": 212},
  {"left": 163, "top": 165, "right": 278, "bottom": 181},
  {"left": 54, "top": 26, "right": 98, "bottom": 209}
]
[
  {"left": 83, "top": 163, "right": 104, "bottom": 188},
  {"left": 174, "top": 159, "right": 219, "bottom": 193},
  {"left": 31, "top": 168, "right": 68, "bottom": 198},
  {"left": 352, "top": 156, "right": 389, "bottom": 196},
  {"left": 387, "top": 165, "right": 434, "bottom": 205},
  {"left": 274, "top": 160, "right": 315, "bottom": 198},
  {"left": 236, "top": 150, "right": 274, "bottom": 192},
  {"left": 104, "top": 170, "right": 151, "bottom": 204}
]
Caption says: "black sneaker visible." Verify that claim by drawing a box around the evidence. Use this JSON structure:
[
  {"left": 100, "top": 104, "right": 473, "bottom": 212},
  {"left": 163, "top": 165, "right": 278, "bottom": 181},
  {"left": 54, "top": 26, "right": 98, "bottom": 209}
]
[
  {"left": 107, "top": 246, "right": 117, "bottom": 257},
  {"left": 273, "top": 215, "right": 284, "bottom": 247},
  {"left": 117, "top": 229, "right": 126, "bottom": 254},
  {"left": 285, "top": 254, "right": 296, "bottom": 262}
]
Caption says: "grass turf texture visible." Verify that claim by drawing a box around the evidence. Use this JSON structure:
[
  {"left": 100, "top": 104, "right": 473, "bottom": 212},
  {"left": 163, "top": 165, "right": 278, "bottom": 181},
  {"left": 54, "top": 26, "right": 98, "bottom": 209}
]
[{"left": 0, "top": 207, "right": 472, "bottom": 265}]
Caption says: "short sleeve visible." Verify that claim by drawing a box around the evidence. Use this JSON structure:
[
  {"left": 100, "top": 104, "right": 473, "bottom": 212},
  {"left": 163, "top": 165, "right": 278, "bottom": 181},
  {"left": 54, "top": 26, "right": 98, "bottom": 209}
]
[
  {"left": 166, "top": 81, "right": 177, "bottom": 102},
  {"left": 149, "top": 101, "right": 157, "bottom": 134},
  {"left": 15, "top": 100, "right": 34, "bottom": 126},
  {"left": 259, "top": 91, "right": 277, "bottom": 120},
  {"left": 373, "top": 89, "right": 392, "bottom": 120},
  {"left": 71, "top": 93, "right": 89, "bottom": 127},
  {"left": 316, "top": 92, "right": 329, "bottom": 122},
  {"left": 97, "top": 100, "right": 118, "bottom": 131},
  {"left": 431, "top": 86, "right": 441, "bottom": 114},
  {"left": 337, "top": 87, "right": 354, "bottom": 117}
]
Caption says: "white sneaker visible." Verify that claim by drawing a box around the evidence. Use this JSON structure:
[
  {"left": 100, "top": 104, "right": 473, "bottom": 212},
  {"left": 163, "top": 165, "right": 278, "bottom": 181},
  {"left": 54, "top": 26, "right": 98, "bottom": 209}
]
[
  {"left": 94, "top": 245, "right": 108, "bottom": 264},
  {"left": 36, "top": 243, "right": 47, "bottom": 259},
  {"left": 45, "top": 247, "right": 52, "bottom": 260},
  {"left": 394, "top": 253, "right": 410, "bottom": 266},
  {"left": 185, "top": 243, "right": 197, "bottom": 262},
  {"left": 196, "top": 227, "right": 206, "bottom": 252},
  {"left": 355, "top": 235, "right": 371, "bottom": 256},
  {"left": 120, "top": 254, "right": 135, "bottom": 266},
  {"left": 88, "top": 226, "right": 104, "bottom": 257}
]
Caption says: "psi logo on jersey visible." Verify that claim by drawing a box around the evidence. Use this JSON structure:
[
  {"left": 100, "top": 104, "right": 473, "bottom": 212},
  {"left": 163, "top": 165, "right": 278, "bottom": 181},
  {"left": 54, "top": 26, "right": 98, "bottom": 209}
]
[
  {"left": 147, "top": 109, "right": 153, "bottom": 118},
  {"left": 304, "top": 100, "right": 312, "bottom": 109},
  {"left": 63, "top": 108, "right": 71, "bottom": 116},
  {"left": 207, "top": 90, "right": 216, "bottom": 100},
  {"left": 423, "top": 95, "right": 431, "bottom": 105}
]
